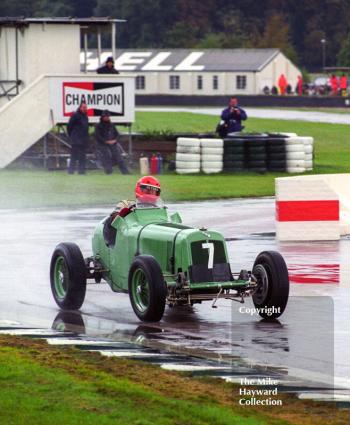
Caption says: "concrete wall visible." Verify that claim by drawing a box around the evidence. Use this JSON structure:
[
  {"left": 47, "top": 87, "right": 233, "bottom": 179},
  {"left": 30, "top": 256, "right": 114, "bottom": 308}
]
[
  {"left": 0, "top": 27, "right": 18, "bottom": 81},
  {"left": 21, "top": 24, "right": 80, "bottom": 87},
  {"left": 0, "top": 75, "right": 52, "bottom": 168},
  {"left": 0, "top": 24, "right": 80, "bottom": 107},
  {"left": 136, "top": 94, "right": 350, "bottom": 107}
]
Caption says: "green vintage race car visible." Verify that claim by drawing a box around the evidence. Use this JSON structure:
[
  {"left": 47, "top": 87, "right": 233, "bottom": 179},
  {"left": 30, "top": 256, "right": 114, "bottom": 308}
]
[{"left": 50, "top": 203, "right": 289, "bottom": 322}]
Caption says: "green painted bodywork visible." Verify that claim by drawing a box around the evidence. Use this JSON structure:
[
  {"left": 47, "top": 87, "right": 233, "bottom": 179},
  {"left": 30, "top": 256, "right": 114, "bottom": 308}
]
[{"left": 92, "top": 206, "right": 243, "bottom": 293}]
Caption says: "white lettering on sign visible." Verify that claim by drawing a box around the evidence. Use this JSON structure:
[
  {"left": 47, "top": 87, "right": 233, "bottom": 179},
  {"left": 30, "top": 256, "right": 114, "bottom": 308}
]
[
  {"left": 81, "top": 51, "right": 208, "bottom": 72},
  {"left": 175, "top": 52, "right": 205, "bottom": 71},
  {"left": 142, "top": 52, "right": 172, "bottom": 71},
  {"left": 80, "top": 52, "right": 99, "bottom": 72},
  {"left": 63, "top": 85, "right": 123, "bottom": 115},
  {"left": 114, "top": 52, "right": 152, "bottom": 71},
  {"left": 202, "top": 242, "right": 214, "bottom": 269}
]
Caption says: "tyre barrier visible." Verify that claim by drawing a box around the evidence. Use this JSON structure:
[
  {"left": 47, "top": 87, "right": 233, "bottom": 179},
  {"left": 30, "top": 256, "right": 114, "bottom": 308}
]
[
  {"left": 200, "top": 139, "right": 223, "bottom": 174},
  {"left": 176, "top": 138, "right": 201, "bottom": 173},
  {"left": 176, "top": 134, "right": 314, "bottom": 174}
]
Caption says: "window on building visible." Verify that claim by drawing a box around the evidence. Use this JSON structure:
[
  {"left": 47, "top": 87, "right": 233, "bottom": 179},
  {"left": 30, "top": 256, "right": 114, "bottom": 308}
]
[
  {"left": 136, "top": 75, "right": 145, "bottom": 90},
  {"left": 197, "top": 75, "right": 203, "bottom": 90},
  {"left": 236, "top": 75, "right": 247, "bottom": 90},
  {"left": 213, "top": 75, "right": 219, "bottom": 90},
  {"left": 169, "top": 75, "right": 180, "bottom": 90}
]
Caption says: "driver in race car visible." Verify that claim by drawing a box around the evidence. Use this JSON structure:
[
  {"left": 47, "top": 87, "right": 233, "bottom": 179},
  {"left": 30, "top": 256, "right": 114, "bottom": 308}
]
[
  {"left": 103, "top": 176, "right": 161, "bottom": 246},
  {"left": 115, "top": 175, "right": 162, "bottom": 217}
]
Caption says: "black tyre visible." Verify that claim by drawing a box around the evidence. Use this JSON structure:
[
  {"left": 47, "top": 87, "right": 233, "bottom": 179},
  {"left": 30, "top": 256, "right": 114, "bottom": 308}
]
[
  {"left": 267, "top": 135, "right": 288, "bottom": 140},
  {"left": 246, "top": 140, "right": 266, "bottom": 147},
  {"left": 268, "top": 153, "right": 287, "bottom": 160},
  {"left": 252, "top": 251, "right": 289, "bottom": 319},
  {"left": 249, "top": 168, "right": 267, "bottom": 173},
  {"left": 246, "top": 153, "right": 266, "bottom": 161},
  {"left": 224, "top": 160, "right": 245, "bottom": 168},
  {"left": 266, "top": 140, "right": 286, "bottom": 148},
  {"left": 224, "top": 146, "right": 245, "bottom": 154},
  {"left": 50, "top": 242, "right": 87, "bottom": 310},
  {"left": 227, "top": 133, "right": 267, "bottom": 139},
  {"left": 267, "top": 160, "right": 287, "bottom": 168},
  {"left": 223, "top": 153, "right": 245, "bottom": 161},
  {"left": 223, "top": 167, "right": 245, "bottom": 172},
  {"left": 246, "top": 146, "right": 266, "bottom": 154},
  {"left": 128, "top": 255, "right": 167, "bottom": 322},
  {"left": 224, "top": 138, "right": 246, "bottom": 145},
  {"left": 247, "top": 160, "right": 266, "bottom": 168},
  {"left": 268, "top": 168, "right": 286, "bottom": 172},
  {"left": 267, "top": 145, "right": 286, "bottom": 154}
]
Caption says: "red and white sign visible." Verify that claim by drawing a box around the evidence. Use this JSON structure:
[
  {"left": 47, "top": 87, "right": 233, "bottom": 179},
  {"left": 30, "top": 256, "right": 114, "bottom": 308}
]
[
  {"left": 49, "top": 76, "right": 135, "bottom": 124},
  {"left": 63, "top": 82, "right": 124, "bottom": 116}
]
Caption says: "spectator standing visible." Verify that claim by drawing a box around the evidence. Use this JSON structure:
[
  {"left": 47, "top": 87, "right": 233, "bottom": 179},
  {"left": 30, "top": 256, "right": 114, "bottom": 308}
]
[
  {"left": 278, "top": 74, "right": 288, "bottom": 95},
  {"left": 330, "top": 74, "right": 339, "bottom": 96},
  {"left": 221, "top": 97, "right": 247, "bottom": 135},
  {"left": 95, "top": 110, "right": 129, "bottom": 175},
  {"left": 67, "top": 102, "right": 89, "bottom": 175},
  {"left": 340, "top": 74, "right": 347, "bottom": 96},
  {"left": 97, "top": 56, "right": 119, "bottom": 74},
  {"left": 297, "top": 75, "right": 303, "bottom": 96}
]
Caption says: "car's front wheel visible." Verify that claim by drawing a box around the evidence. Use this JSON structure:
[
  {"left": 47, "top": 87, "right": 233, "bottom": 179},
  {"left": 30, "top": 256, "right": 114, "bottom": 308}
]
[
  {"left": 50, "top": 242, "right": 87, "bottom": 310},
  {"left": 128, "top": 255, "right": 166, "bottom": 322},
  {"left": 252, "top": 251, "right": 289, "bottom": 319}
]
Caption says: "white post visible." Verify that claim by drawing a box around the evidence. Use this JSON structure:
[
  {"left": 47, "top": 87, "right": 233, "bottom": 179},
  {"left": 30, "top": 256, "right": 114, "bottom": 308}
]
[
  {"left": 111, "top": 22, "right": 116, "bottom": 60},
  {"left": 97, "top": 26, "right": 102, "bottom": 67},
  {"left": 84, "top": 30, "right": 88, "bottom": 73}
]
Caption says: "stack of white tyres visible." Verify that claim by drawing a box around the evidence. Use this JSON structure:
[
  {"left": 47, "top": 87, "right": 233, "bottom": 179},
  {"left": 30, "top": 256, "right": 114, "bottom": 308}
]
[
  {"left": 285, "top": 136, "right": 314, "bottom": 173},
  {"left": 176, "top": 138, "right": 201, "bottom": 174},
  {"left": 302, "top": 137, "right": 314, "bottom": 171},
  {"left": 201, "top": 138, "right": 224, "bottom": 174}
]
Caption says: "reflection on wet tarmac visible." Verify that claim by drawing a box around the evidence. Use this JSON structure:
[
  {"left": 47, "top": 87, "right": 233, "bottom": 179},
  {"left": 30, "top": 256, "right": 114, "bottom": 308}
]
[{"left": 288, "top": 264, "right": 340, "bottom": 284}]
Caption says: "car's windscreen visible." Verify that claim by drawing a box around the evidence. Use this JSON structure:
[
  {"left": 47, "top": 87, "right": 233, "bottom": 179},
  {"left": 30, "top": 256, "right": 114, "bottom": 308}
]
[{"left": 135, "top": 198, "right": 164, "bottom": 209}]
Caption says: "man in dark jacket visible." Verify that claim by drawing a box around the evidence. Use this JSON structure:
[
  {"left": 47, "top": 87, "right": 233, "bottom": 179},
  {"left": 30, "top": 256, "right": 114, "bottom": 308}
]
[
  {"left": 67, "top": 102, "right": 89, "bottom": 174},
  {"left": 95, "top": 110, "right": 129, "bottom": 175},
  {"left": 97, "top": 56, "right": 119, "bottom": 74},
  {"left": 221, "top": 97, "right": 247, "bottom": 135}
]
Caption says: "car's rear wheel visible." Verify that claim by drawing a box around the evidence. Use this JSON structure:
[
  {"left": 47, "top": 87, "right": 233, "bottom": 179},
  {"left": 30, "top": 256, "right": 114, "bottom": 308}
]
[
  {"left": 252, "top": 251, "right": 289, "bottom": 319},
  {"left": 50, "top": 242, "right": 87, "bottom": 310},
  {"left": 128, "top": 255, "right": 166, "bottom": 322}
]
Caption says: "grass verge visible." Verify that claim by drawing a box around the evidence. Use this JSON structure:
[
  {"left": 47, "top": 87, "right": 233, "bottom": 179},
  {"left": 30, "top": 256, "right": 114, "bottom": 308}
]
[
  {"left": 0, "top": 111, "right": 349, "bottom": 208},
  {"left": 0, "top": 335, "right": 347, "bottom": 425}
]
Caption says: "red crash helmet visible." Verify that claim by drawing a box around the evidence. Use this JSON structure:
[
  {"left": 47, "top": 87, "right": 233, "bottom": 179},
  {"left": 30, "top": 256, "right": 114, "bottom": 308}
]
[{"left": 135, "top": 176, "right": 161, "bottom": 204}]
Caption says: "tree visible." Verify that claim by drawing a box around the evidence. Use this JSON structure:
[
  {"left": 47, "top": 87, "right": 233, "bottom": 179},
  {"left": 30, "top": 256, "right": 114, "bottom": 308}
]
[
  {"left": 71, "top": 0, "right": 97, "bottom": 17},
  {"left": 258, "top": 13, "right": 298, "bottom": 63},
  {"left": 337, "top": 33, "right": 350, "bottom": 66}
]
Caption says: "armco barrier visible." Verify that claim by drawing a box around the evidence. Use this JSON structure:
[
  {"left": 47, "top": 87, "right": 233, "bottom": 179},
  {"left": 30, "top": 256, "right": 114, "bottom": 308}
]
[{"left": 275, "top": 174, "right": 350, "bottom": 240}]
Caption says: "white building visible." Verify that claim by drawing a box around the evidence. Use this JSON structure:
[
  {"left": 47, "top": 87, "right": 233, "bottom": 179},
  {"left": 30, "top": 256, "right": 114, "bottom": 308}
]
[{"left": 84, "top": 48, "right": 301, "bottom": 95}]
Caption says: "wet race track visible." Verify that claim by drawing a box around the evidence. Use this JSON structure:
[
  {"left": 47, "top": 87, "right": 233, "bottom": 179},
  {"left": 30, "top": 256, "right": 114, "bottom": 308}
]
[{"left": 1, "top": 198, "right": 350, "bottom": 399}]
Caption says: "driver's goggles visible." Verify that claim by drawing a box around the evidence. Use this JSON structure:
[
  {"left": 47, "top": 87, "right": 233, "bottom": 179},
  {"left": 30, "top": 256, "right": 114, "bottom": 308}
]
[{"left": 140, "top": 184, "right": 161, "bottom": 195}]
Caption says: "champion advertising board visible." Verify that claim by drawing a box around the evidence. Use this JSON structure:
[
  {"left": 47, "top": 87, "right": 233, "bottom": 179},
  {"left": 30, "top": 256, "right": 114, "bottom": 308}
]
[{"left": 49, "top": 76, "right": 135, "bottom": 124}]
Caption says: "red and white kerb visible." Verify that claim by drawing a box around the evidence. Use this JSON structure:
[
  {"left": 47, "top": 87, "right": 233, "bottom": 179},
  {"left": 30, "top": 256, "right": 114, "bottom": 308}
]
[{"left": 275, "top": 179, "right": 340, "bottom": 241}]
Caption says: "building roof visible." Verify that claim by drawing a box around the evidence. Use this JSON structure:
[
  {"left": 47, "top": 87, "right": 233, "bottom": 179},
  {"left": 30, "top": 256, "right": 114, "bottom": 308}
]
[
  {"left": 0, "top": 17, "right": 126, "bottom": 26},
  {"left": 86, "top": 48, "right": 281, "bottom": 72}
]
